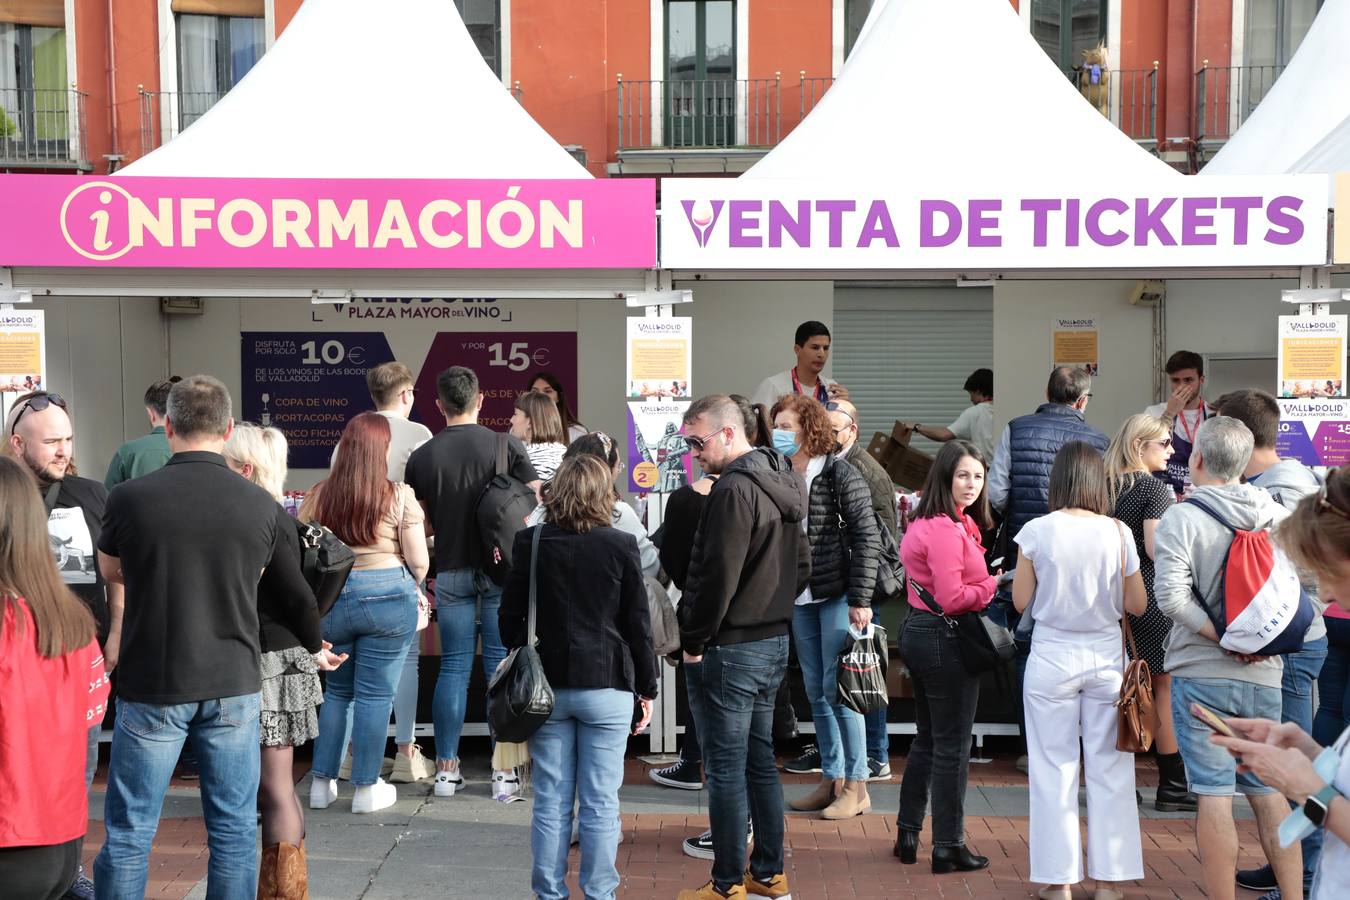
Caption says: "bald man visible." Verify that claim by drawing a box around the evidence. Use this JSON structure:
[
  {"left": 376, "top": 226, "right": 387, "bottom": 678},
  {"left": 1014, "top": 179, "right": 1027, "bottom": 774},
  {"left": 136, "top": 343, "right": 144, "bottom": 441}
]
[
  {"left": 827, "top": 397, "right": 898, "bottom": 780},
  {"left": 6, "top": 391, "right": 122, "bottom": 899}
]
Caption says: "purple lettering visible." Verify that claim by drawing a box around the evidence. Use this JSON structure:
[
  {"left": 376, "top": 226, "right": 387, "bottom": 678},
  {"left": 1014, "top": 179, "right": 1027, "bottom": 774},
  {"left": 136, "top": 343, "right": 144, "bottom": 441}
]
[
  {"left": 919, "top": 200, "right": 962, "bottom": 248},
  {"left": 816, "top": 200, "right": 855, "bottom": 248},
  {"left": 1220, "top": 196, "right": 1262, "bottom": 244},
  {"left": 1181, "top": 196, "right": 1218, "bottom": 246},
  {"left": 1085, "top": 198, "right": 1129, "bottom": 247},
  {"left": 857, "top": 200, "right": 900, "bottom": 248},
  {"left": 1133, "top": 197, "right": 1177, "bottom": 246},
  {"left": 1021, "top": 199, "right": 1060, "bottom": 247},
  {"left": 967, "top": 199, "right": 1002, "bottom": 248},
  {"left": 728, "top": 200, "right": 762, "bottom": 248},
  {"left": 768, "top": 200, "right": 811, "bottom": 248},
  {"left": 1265, "top": 196, "right": 1304, "bottom": 246},
  {"left": 1066, "top": 198, "right": 1081, "bottom": 246}
]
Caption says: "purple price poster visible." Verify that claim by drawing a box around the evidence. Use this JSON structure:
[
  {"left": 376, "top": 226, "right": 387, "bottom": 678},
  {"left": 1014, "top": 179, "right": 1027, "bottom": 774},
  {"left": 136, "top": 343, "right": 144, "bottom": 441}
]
[
  {"left": 242, "top": 331, "right": 397, "bottom": 469},
  {"left": 1276, "top": 399, "right": 1350, "bottom": 467},
  {"left": 412, "top": 332, "right": 578, "bottom": 434}
]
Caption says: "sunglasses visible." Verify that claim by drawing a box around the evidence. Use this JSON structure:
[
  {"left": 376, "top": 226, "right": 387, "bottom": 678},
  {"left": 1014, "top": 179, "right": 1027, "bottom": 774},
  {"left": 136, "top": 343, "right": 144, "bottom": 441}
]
[
  {"left": 1147, "top": 437, "right": 1173, "bottom": 449},
  {"left": 684, "top": 428, "right": 724, "bottom": 452},
  {"left": 825, "top": 400, "right": 855, "bottom": 424},
  {"left": 1319, "top": 469, "right": 1350, "bottom": 522},
  {"left": 11, "top": 393, "right": 66, "bottom": 429}
]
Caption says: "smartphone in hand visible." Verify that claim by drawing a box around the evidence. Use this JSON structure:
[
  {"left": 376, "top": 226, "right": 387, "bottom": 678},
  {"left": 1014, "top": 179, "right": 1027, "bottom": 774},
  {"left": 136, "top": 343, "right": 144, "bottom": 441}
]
[{"left": 1190, "top": 703, "right": 1238, "bottom": 738}]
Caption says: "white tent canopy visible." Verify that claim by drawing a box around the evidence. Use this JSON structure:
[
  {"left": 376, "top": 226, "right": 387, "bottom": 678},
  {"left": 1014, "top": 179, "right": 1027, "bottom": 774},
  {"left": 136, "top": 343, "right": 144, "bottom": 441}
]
[
  {"left": 746, "top": 0, "right": 1178, "bottom": 180},
  {"left": 1201, "top": 0, "right": 1350, "bottom": 179},
  {"left": 1291, "top": 112, "right": 1350, "bottom": 177},
  {"left": 122, "top": 0, "right": 588, "bottom": 179}
]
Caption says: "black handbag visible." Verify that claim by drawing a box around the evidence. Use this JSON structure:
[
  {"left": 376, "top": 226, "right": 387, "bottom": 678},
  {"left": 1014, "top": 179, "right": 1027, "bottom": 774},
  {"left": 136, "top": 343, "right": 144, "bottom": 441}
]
[
  {"left": 487, "top": 525, "right": 555, "bottom": 743},
  {"left": 910, "top": 580, "right": 1015, "bottom": 675},
  {"left": 296, "top": 519, "right": 356, "bottom": 618}
]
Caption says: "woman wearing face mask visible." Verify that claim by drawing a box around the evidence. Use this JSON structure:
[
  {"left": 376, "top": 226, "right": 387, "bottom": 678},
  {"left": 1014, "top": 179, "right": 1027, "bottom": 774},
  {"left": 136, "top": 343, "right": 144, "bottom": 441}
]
[
  {"left": 770, "top": 394, "right": 880, "bottom": 820},
  {"left": 1104, "top": 414, "right": 1188, "bottom": 812},
  {"left": 895, "top": 440, "right": 997, "bottom": 873}
]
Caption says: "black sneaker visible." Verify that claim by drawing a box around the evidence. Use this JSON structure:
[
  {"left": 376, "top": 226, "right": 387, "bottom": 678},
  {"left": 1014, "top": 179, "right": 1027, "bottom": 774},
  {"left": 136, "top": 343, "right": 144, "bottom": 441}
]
[
  {"left": 1236, "top": 865, "right": 1277, "bottom": 892},
  {"left": 783, "top": 745, "right": 821, "bottom": 774},
  {"left": 650, "top": 757, "right": 704, "bottom": 790},
  {"left": 867, "top": 758, "right": 892, "bottom": 782},
  {"left": 681, "top": 822, "right": 753, "bottom": 861}
]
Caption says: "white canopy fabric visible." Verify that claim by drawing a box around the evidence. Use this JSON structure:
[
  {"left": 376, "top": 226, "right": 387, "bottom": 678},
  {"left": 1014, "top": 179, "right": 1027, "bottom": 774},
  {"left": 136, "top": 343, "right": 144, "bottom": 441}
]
[
  {"left": 122, "top": 0, "right": 588, "bottom": 179},
  {"left": 746, "top": 0, "right": 1177, "bottom": 179},
  {"left": 1290, "top": 112, "right": 1350, "bottom": 178},
  {"left": 1201, "top": 0, "right": 1350, "bottom": 180}
]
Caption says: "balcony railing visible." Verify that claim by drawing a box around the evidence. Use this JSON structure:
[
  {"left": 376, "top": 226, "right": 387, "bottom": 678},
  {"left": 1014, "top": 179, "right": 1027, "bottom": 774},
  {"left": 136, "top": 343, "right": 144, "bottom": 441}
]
[
  {"left": 1070, "top": 65, "right": 1158, "bottom": 144},
  {"left": 617, "top": 75, "right": 781, "bottom": 150},
  {"left": 1194, "top": 63, "right": 1286, "bottom": 147},
  {"left": 0, "top": 88, "right": 89, "bottom": 169},
  {"left": 139, "top": 89, "right": 226, "bottom": 156},
  {"left": 799, "top": 74, "right": 833, "bottom": 122}
]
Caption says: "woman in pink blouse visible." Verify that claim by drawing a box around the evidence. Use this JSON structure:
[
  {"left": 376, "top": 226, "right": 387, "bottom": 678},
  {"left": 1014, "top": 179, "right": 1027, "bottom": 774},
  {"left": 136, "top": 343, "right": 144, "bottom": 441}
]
[{"left": 894, "top": 440, "right": 998, "bottom": 874}]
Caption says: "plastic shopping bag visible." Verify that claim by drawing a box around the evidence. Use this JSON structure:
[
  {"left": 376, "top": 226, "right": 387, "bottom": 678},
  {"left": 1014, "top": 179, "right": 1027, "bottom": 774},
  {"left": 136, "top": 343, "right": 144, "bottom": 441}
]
[{"left": 836, "top": 623, "right": 888, "bottom": 715}]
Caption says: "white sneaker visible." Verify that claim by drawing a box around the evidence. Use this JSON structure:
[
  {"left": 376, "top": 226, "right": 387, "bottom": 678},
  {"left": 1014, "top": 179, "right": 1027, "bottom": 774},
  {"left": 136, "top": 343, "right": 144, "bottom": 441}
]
[
  {"left": 391, "top": 745, "right": 434, "bottom": 783},
  {"left": 309, "top": 776, "right": 337, "bottom": 810},
  {"left": 434, "top": 767, "right": 464, "bottom": 797},
  {"left": 351, "top": 778, "right": 398, "bottom": 813},
  {"left": 493, "top": 767, "right": 522, "bottom": 803}
]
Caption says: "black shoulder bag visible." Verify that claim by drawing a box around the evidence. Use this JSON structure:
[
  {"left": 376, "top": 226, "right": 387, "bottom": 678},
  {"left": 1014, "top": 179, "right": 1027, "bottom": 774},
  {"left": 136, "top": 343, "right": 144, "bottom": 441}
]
[
  {"left": 910, "top": 579, "right": 1015, "bottom": 675},
  {"left": 487, "top": 525, "right": 555, "bottom": 743}
]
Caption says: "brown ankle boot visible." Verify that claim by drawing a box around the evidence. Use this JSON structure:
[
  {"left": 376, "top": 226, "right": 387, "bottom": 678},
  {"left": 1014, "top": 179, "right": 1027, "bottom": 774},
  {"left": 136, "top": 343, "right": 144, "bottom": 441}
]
[
  {"left": 821, "top": 780, "right": 871, "bottom": 820},
  {"left": 276, "top": 841, "right": 310, "bottom": 900},
  {"left": 258, "top": 844, "right": 280, "bottom": 899},
  {"left": 788, "top": 777, "right": 842, "bottom": 811}
]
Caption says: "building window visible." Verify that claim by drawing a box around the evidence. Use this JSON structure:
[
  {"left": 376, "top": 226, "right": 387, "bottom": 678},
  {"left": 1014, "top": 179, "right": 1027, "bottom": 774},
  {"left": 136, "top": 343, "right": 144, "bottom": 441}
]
[
  {"left": 456, "top": 0, "right": 501, "bottom": 77},
  {"left": 1031, "top": 0, "right": 1106, "bottom": 71},
  {"left": 844, "top": 0, "right": 874, "bottom": 58},
  {"left": 1245, "top": 0, "right": 1322, "bottom": 68},
  {"left": 0, "top": 23, "right": 69, "bottom": 156},
  {"left": 665, "top": 0, "right": 736, "bottom": 146},
  {"left": 176, "top": 13, "right": 264, "bottom": 127}
]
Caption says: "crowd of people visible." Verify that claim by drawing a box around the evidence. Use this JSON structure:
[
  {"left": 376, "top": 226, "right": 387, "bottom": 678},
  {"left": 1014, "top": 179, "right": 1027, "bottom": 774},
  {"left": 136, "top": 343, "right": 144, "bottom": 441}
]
[{"left": 0, "top": 322, "right": 1348, "bottom": 900}]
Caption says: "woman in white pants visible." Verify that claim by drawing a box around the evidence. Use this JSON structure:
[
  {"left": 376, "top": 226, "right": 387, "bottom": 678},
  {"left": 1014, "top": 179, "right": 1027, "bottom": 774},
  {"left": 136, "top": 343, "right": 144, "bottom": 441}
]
[{"left": 1012, "top": 442, "right": 1149, "bottom": 900}]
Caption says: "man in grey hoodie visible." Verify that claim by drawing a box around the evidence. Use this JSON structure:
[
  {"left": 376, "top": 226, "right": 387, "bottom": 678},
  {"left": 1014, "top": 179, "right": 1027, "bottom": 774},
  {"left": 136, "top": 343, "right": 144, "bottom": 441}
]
[
  {"left": 1219, "top": 389, "right": 1328, "bottom": 898},
  {"left": 1154, "top": 416, "right": 1304, "bottom": 900}
]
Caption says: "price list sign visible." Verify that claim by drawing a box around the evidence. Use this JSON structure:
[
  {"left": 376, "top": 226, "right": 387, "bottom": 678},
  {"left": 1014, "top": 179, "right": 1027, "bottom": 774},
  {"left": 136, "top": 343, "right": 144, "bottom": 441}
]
[
  {"left": 411, "top": 332, "right": 577, "bottom": 433},
  {"left": 1276, "top": 399, "right": 1350, "bottom": 468}
]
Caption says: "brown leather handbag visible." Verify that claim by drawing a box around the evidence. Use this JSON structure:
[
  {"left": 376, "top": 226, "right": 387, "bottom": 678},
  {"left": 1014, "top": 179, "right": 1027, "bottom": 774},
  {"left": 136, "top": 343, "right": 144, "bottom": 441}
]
[{"left": 1114, "top": 521, "right": 1156, "bottom": 752}]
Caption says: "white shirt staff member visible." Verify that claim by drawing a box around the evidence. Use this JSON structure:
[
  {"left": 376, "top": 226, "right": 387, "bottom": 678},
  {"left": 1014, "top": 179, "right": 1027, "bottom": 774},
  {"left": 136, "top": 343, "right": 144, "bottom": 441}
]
[
  {"left": 1143, "top": 350, "right": 1215, "bottom": 498},
  {"left": 905, "top": 369, "right": 995, "bottom": 462},
  {"left": 751, "top": 320, "right": 849, "bottom": 409}
]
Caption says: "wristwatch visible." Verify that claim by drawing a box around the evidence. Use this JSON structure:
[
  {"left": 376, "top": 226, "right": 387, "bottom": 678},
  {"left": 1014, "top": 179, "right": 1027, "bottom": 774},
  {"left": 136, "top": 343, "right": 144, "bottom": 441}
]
[{"left": 1305, "top": 782, "right": 1340, "bottom": 828}]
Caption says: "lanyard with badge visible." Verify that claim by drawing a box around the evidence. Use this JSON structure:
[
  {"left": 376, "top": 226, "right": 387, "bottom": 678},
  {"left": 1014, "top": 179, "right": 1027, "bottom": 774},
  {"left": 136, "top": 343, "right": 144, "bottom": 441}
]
[
  {"left": 1164, "top": 405, "right": 1209, "bottom": 496},
  {"left": 790, "top": 367, "right": 829, "bottom": 403}
]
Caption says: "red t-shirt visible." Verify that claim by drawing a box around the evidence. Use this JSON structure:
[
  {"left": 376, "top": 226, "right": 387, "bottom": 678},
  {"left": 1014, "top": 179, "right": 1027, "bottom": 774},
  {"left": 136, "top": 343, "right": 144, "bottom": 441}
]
[{"left": 0, "top": 597, "right": 110, "bottom": 847}]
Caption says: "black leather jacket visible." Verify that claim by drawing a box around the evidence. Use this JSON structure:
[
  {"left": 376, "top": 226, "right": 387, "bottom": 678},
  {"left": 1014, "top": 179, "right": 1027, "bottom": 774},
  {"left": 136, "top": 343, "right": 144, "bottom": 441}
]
[{"left": 805, "top": 455, "right": 880, "bottom": 607}]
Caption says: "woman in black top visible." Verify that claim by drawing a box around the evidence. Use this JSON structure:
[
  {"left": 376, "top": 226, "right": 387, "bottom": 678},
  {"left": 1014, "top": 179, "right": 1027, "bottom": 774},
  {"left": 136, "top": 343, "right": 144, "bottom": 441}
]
[
  {"left": 223, "top": 424, "right": 344, "bottom": 895},
  {"left": 500, "top": 455, "right": 656, "bottom": 900}
]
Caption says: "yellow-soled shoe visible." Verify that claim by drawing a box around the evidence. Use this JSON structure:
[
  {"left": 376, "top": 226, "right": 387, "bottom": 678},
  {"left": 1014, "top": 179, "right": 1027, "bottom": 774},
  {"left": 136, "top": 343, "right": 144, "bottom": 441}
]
[
  {"left": 676, "top": 880, "right": 747, "bottom": 899},
  {"left": 744, "top": 870, "right": 791, "bottom": 898}
]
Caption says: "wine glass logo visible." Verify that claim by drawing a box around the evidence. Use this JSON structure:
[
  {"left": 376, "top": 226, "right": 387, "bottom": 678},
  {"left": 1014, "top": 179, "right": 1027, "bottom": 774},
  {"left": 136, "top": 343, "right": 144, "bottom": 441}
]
[
  {"left": 681, "top": 199, "right": 724, "bottom": 248},
  {"left": 260, "top": 392, "right": 272, "bottom": 426}
]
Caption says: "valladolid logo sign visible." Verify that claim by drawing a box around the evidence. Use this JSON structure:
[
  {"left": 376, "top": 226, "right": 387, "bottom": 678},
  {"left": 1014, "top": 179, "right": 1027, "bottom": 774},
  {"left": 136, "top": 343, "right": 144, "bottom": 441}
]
[
  {"left": 661, "top": 176, "right": 1331, "bottom": 270},
  {"left": 0, "top": 176, "right": 657, "bottom": 269}
]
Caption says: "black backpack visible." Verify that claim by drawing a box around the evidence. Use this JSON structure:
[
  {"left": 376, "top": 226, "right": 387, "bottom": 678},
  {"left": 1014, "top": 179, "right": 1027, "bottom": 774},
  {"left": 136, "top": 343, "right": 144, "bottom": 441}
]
[
  {"left": 295, "top": 519, "right": 356, "bottom": 617},
  {"left": 475, "top": 432, "right": 538, "bottom": 587}
]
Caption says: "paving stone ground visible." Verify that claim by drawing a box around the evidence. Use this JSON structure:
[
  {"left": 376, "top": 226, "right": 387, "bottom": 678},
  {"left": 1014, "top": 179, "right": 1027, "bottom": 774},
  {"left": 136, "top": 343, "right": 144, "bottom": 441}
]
[{"left": 86, "top": 750, "right": 1267, "bottom": 899}]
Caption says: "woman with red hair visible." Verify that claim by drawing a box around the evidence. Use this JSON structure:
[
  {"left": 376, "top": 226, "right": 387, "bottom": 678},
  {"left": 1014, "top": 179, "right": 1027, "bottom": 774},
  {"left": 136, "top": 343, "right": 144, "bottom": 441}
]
[{"left": 300, "top": 413, "right": 428, "bottom": 815}]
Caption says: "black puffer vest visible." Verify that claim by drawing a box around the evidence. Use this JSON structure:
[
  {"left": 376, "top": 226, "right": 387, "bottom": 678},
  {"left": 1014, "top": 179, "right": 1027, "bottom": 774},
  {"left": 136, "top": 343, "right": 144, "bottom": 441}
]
[{"left": 1004, "top": 403, "right": 1109, "bottom": 538}]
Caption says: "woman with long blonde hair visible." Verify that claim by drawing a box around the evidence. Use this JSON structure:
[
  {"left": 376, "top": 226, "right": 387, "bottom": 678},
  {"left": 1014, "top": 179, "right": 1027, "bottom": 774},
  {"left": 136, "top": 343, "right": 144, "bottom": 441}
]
[{"left": 1104, "top": 413, "right": 1189, "bottom": 811}]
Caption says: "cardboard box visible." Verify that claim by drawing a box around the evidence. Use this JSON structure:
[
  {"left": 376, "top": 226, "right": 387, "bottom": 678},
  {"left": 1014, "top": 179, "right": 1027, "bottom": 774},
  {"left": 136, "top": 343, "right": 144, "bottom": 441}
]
[{"left": 867, "top": 420, "right": 933, "bottom": 491}]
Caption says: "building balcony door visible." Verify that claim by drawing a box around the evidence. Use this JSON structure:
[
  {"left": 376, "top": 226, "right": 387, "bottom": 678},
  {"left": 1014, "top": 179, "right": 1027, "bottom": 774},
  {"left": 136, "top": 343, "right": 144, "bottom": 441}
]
[
  {"left": 665, "top": 0, "right": 735, "bottom": 147},
  {"left": 1031, "top": 0, "right": 1107, "bottom": 72}
]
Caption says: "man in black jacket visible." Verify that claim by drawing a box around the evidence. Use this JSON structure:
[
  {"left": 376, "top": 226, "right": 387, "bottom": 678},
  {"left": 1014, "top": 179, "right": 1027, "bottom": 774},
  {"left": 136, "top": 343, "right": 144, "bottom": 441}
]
[{"left": 676, "top": 395, "right": 809, "bottom": 900}]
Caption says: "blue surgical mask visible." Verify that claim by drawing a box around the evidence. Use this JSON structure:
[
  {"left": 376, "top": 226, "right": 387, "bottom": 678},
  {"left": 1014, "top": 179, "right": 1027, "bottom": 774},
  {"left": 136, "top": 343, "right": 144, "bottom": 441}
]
[{"left": 772, "top": 428, "right": 800, "bottom": 457}]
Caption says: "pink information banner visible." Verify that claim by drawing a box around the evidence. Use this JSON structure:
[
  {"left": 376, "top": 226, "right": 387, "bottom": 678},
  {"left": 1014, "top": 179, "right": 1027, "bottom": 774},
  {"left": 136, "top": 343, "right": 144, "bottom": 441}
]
[{"left": 0, "top": 175, "right": 656, "bottom": 269}]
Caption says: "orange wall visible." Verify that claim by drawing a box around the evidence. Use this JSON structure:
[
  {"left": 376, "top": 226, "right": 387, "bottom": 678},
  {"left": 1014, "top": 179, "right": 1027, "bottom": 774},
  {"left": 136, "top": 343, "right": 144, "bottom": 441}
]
[
  {"left": 74, "top": 0, "right": 111, "bottom": 171},
  {"left": 750, "top": 0, "right": 832, "bottom": 139},
  {"left": 274, "top": 0, "right": 303, "bottom": 38},
  {"left": 74, "top": 0, "right": 159, "bottom": 171}
]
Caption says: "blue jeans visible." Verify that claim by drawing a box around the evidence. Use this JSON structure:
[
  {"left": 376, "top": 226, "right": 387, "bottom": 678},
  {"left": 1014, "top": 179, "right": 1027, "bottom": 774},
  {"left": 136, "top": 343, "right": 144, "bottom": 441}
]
[
  {"left": 685, "top": 635, "right": 789, "bottom": 892},
  {"left": 94, "top": 693, "right": 261, "bottom": 900},
  {"left": 433, "top": 567, "right": 506, "bottom": 761},
  {"left": 312, "top": 567, "right": 418, "bottom": 786},
  {"left": 792, "top": 597, "right": 867, "bottom": 781},
  {"left": 1280, "top": 636, "right": 1329, "bottom": 878},
  {"left": 1314, "top": 618, "right": 1350, "bottom": 745},
  {"left": 866, "top": 707, "right": 888, "bottom": 763},
  {"left": 528, "top": 688, "right": 632, "bottom": 900}
]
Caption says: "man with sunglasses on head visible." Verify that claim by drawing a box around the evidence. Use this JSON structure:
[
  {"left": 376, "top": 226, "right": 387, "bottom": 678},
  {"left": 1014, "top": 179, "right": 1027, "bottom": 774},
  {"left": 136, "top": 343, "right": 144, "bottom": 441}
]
[
  {"left": 1218, "top": 389, "right": 1329, "bottom": 900},
  {"left": 4, "top": 391, "right": 122, "bottom": 900},
  {"left": 676, "top": 395, "right": 810, "bottom": 900}
]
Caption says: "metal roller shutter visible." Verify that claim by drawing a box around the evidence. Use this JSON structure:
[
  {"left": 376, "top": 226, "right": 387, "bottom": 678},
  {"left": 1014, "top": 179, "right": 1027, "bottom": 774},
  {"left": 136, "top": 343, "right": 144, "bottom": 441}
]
[{"left": 833, "top": 286, "right": 993, "bottom": 458}]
